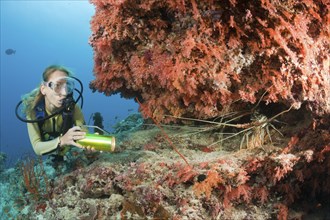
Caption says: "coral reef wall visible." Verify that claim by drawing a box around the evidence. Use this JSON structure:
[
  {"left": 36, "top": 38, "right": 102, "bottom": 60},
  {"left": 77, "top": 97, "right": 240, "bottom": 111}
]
[{"left": 89, "top": 0, "right": 329, "bottom": 121}]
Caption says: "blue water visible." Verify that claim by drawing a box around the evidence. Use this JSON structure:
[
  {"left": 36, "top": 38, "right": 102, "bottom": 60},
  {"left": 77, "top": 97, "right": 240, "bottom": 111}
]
[{"left": 0, "top": 1, "right": 138, "bottom": 166}]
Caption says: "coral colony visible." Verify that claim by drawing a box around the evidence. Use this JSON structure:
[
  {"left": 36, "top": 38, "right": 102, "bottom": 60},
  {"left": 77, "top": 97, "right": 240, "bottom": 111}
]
[
  {"left": 89, "top": 0, "right": 329, "bottom": 122},
  {"left": 1, "top": 0, "right": 329, "bottom": 219}
]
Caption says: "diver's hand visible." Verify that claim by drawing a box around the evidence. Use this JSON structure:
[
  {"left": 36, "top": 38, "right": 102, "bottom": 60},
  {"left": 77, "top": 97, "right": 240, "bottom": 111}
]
[
  {"left": 83, "top": 145, "right": 96, "bottom": 152},
  {"left": 59, "top": 126, "right": 86, "bottom": 148}
]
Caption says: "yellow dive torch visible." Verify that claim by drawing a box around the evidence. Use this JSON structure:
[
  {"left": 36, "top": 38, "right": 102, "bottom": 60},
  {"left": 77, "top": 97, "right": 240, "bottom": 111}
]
[{"left": 77, "top": 126, "right": 116, "bottom": 152}]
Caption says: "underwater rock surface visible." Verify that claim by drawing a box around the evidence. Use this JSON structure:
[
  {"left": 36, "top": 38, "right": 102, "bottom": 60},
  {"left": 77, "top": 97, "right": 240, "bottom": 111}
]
[
  {"left": 89, "top": 0, "right": 329, "bottom": 121},
  {"left": 1, "top": 112, "right": 330, "bottom": 219}
]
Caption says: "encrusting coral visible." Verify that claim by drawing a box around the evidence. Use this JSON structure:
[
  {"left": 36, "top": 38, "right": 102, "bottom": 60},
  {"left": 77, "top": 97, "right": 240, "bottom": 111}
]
[
  {"left": 8, "top": 116, "right": 330, "bottom": 219},
  {"left": 89, "top": 0, "right": 329, "bottom": 121}
]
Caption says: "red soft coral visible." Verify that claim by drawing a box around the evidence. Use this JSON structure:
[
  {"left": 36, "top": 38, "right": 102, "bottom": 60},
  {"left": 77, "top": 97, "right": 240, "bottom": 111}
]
[{"left": 89, "top": 0, "right": 330, "bottom": 121}]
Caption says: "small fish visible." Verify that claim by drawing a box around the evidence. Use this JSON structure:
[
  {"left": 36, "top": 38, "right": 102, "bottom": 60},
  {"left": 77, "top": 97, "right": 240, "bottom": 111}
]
[
  {"left": 128, "top": 108, "right": 134, "bottom": 112},
  {"left": 5, "top": 49, "right": 16, "bottom": 55}
]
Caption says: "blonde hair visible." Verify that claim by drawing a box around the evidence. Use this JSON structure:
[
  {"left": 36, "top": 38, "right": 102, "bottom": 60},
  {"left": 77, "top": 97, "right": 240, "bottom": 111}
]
[{"left": 21, "top": 65, "right": 73, "bottom": 117}]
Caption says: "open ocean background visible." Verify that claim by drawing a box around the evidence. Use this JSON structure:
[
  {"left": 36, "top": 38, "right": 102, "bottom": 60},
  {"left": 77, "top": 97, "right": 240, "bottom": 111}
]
[{"left": 0, "top": 0, "right": 138, "bottom": 166}]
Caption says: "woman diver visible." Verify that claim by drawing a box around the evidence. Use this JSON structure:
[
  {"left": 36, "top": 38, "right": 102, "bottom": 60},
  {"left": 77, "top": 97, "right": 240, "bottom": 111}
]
[{"left": 18, "top": 65, "right": 87, "bottom": 159}]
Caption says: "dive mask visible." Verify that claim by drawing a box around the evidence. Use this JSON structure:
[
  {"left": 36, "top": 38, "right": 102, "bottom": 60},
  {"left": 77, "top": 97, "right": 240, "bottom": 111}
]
[{"left": 44, "top": 76, "right": 75, "bottom": 94}]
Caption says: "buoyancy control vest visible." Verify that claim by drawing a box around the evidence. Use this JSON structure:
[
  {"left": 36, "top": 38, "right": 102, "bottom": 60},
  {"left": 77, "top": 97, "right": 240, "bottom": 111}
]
[{"left": 34, "top": 97, "right": 74, "bottom": 142}]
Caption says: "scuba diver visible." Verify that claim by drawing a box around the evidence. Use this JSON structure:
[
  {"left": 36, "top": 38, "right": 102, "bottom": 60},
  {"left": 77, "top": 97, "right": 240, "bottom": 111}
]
[{"left": 16, "top": 65, "right": 88, "bottom": 161}]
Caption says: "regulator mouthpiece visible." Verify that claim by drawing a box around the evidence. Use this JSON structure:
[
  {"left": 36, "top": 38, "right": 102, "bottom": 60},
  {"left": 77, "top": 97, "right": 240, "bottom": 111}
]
[{"left": 77, "top": 133, "right": 115, "bottom": 152}]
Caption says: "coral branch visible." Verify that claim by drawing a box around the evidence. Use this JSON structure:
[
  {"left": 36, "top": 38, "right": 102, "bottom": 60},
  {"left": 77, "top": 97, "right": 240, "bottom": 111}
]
[{"left": 19, "top": 156, "right": 50, "bottom": 202}]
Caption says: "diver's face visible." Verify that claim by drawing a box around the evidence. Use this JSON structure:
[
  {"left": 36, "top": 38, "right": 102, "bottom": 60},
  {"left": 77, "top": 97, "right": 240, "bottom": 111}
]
[{"left": 41, "top": 70, "right": 69, "bottom": 111}]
